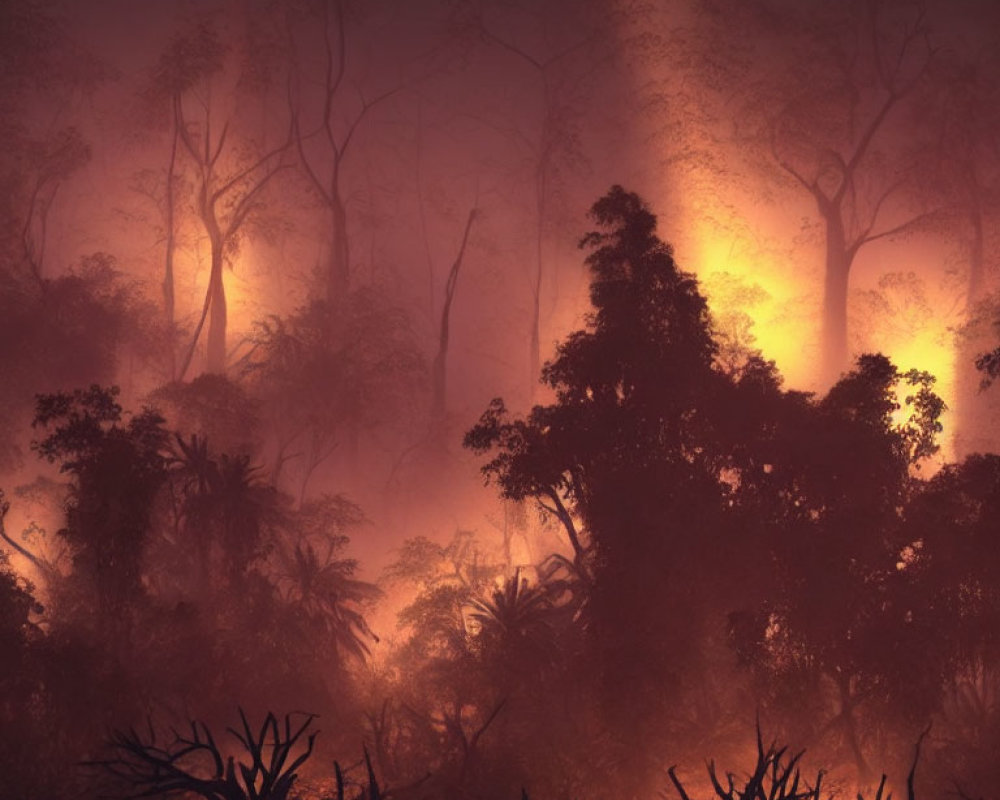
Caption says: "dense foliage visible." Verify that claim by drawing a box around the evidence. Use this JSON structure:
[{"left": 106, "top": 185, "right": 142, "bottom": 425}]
[
  {"left": 0, "top": 183, "right": 998, "bottom": 799},
  {"left": 6, "top": 0, "right": 1000, "bottom": 795}
]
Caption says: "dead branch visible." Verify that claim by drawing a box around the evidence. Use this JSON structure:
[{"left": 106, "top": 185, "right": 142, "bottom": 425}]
[{"left": 92, "top": 709, "right": 317, "bottom": 800}]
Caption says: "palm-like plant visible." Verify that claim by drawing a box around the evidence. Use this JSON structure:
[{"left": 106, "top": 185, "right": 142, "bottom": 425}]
[
  {"left": 271, "top": 495, "right": 381, "bottom": 662},
  {"left": 212, "top": 452, "right": 286, "bottom": 579},
  {"left": 278, "top": 539, "right": 381, "bottom": 661},
  {"left": 170, "top": 434, "right": 289, "bottom": 584},
  {"left": 467, "top": 569, "right": 561, "bottom": 665}
]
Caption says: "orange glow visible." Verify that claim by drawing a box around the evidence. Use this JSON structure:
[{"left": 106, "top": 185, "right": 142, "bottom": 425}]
[
  {"left": 178, "top": 240, "right": 283, "bottom": 369},
  {"left": 688, "top": 223, "right": 820, "bottom": 390},
  {"left": 875, "top": 311, "right": 956, "bottom": 467},
  {"left": 223, "top": 257, "right": 266, "bottom": 347},
  {"left": 657, "top": 113, "right": 965, "bottom": 439},
  {"left": 681, "top": 209, "right": 958, "bottom": 462}
]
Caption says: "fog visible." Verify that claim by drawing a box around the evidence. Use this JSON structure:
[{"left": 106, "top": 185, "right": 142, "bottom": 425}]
[{"left": 1, "top": 1, "right": 999, "bottom": 798}]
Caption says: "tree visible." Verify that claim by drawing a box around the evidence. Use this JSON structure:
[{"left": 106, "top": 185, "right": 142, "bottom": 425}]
[
  {"left": 17, "top": 127, "right": 91, "bottom": 280},
  {"left": 430, "top": 207, "right": 478, "bottom": 426},
  {"left": 153, "top": 19, "right": 292, "bottom": 377},
  {"left": 138, "top": 21, "right": 226, "bottom": 379},
  {"left": 378, "top": 528, "right": 588, "bottom": 798},
  {"left": 32, "top": 386, "right": 169, "bottom": 632},
  {"left": 290, "top": 0, "right": 403, "bottom": 329},
  {"left": 466, "top": 186, "right": 731, "bottom": 790},
  {"left": 692, "top": 0, "right": 940, "bottom": 383},
  {"left": 474, "top": 0, "right": 602, "bottom": 397},
  {"left": 377, "top": 529, "right": 499, "bottom": 774},
  {"left": 465, "top": 186, "right": 721, "bottom": 576},
  {"left": 0, "top": 253, "right": 166, "bottom": 471},
  {"left": 0, "top": 495, "right": 44, "bottom": 653},
  {"left": 466, "top": 568, "right": 566, "bottom": 683},
  {"left": 466, "top": 186, "right": 949, "bottom": 787},
  {"left": 729, "top": 354, "right": 945, "bottom": 777},
  {"left": 152, "top": 433, "right": 379, "bottom": 726},
  {"left": 915, "top": 26, "right": 1000, "bottom": 455},
  {"left": 275, "top": 495, "right": 382, "bottom": 662},
  {"left": 902, "top": 453, "right": 1000, "bottom": 681},
  {"left": 169, "top": 433, "right": 288, "bottom": 589},
  {"left": 0, "top": 492, "right": 64, "bottom": 800}
]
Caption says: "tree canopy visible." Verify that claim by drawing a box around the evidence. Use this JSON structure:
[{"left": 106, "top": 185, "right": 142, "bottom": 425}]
[{"left": 466, "top": 186, "right": 949, "bottom": 790}]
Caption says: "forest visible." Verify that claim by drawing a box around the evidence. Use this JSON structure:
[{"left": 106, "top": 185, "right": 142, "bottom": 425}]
[{"left": 1, "top": 0, "right": 999, "bottom": 798}]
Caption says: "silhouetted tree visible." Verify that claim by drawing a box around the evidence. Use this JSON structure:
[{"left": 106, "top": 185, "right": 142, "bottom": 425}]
[
  {"left": 467, "top": 570, "right": 555, "bottom": 652},
  {"left": 0, "top": 497, "right": 58, "bottom": 800},
  {"left": 467, "top": 186, "right": 734, "bottom": 790},
  {"left": 0, "top": 253, "right": 166, "bottom": 471},
  {"left": 467, "top": 185, "right": 951, "bottom": 787},
  {"left": 32, "top": 385, "right": 169, "bottom": 632},
  {"left": 901, "top": 453, "right": 1000, "bottom": 798},
  {"left": 729, "top": 354, "right": 944, "bottom": 776},
  {"left": 0, "top": 495, "right": 43, "bottom": 672},
  {"left": 168, "top": 432, "right": 288, "bottom": 590},
  {"left": 275, "top": 495, "right": 381, "bottom": 662}
]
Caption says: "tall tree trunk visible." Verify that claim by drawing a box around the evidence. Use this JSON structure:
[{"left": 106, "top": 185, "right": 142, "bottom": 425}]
[
  {"left": 415, "top": 102, "right": 436, "bottom": 323},
  {"left": 328, "top": 194, "right": 350, "bottom": 330},
  {"left": 431, "top": 208, "right": 477, "bottom": 425},
  {"left": 328, "top": 192, "right": 353, "bottom": 460},
  {"left": 821, "top": 210, "right": 852, "bottom": 385},
  {"left": 529, "top": 153, "right": 548, "bottom": 401},
  {"left": 836, "top": 673, "right": 871, "bottom": 782},
  {"left": 205, "top": 236, "right": 227, "bottom": 374},
  {"left": 179, "top": 203, "right": 228, "bottom": 379},
  {"left": 953, "top": 197, "right": 988, "bottom": 459},
  {"left": 163, "top": 120, "right": 179, "bottom": 379},
  {"left": 529, "top": 272, "right": 541, "bottom": 395}
]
